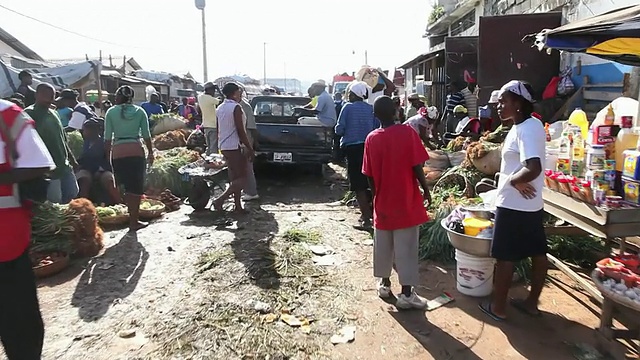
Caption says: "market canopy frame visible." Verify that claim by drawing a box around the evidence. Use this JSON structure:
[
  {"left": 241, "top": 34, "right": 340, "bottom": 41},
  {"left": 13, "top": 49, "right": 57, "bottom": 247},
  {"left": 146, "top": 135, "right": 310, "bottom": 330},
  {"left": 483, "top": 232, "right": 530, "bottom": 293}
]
[{"left": 524, "top": 5, "right": 640, "bottom": 66}]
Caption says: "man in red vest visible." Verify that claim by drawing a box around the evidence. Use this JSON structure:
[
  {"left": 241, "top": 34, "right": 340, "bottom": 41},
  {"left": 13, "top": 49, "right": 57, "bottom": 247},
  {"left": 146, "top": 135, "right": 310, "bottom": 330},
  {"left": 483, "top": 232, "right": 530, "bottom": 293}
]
[{"left": 0, "top": 99, "right": 55, "bottom": 359}]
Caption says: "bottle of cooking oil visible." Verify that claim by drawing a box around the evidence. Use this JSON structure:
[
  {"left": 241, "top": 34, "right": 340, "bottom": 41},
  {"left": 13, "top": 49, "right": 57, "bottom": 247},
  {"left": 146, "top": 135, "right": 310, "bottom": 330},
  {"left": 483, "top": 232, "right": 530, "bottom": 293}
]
[
  {"left": 568, "top": 108, "right": 588, "bottom": 139},
  {"left": 557, "top": 131, "right": 572, "bottom": 174},
  {"left": 615, "top": 115, "right": 638, "bottom": 172},
  {"left": 604, "top": 104, "right": 615, "bottom": 126}
]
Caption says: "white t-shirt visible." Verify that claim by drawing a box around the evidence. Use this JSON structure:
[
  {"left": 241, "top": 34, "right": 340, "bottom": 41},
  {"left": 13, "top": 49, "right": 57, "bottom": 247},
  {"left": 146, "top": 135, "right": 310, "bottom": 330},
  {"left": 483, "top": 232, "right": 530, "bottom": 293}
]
[
  {"left": 455, "top": 116, "right": 472, "bottom": 133},
  {"left": 495, "top": 117, "right": 546, "bottom": 212},
  {"left": 367, "top": 90, "right": 384, "bottom": 106},
  {"left": 198, "top": 94, "right": 220, "bottom": 128},
  {"left": 216, "top": 99, "right": 246, "bottom": 151},
  {"left": 404, "top": 114, "right": 431, "bottom": 135}
]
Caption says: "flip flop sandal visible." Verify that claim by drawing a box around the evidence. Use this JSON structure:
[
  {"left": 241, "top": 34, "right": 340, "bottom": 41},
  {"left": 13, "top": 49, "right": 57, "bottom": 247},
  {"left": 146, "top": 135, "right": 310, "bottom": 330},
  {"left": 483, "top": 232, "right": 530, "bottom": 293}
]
[
  {"left": 479, "top": 301, "right": 506, "bottom": 322},
  {"left": 509, "top": 298, "right": 542, "bottom": 317}
]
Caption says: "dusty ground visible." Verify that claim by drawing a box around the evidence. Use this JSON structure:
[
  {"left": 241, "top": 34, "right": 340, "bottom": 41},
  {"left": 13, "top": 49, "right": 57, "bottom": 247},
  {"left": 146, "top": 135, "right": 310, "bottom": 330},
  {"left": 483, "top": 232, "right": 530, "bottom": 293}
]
[{"left": 30, "top": 165, "right": 637, "bottom": 360}]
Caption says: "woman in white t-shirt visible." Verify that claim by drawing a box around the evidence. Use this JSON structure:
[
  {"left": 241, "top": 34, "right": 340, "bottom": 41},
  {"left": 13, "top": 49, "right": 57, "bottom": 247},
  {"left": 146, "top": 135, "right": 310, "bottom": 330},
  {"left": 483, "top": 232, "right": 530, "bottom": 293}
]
[
  {"left": 479, "top": 80, "right": 547, "bottom": 322},
  {"left": 212, "top": 83, "right": 255, "bottom": 213}
]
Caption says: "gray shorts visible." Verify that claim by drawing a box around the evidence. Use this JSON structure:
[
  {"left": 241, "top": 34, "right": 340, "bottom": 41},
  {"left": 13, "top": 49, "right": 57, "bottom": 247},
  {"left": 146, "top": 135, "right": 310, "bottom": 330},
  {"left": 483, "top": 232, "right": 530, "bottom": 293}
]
[
  {"left": 373, "top": 226, "right": 420, "bottom": 286},
  {"left": 204, "top": 128, "right": 218, "bottom": 155}
]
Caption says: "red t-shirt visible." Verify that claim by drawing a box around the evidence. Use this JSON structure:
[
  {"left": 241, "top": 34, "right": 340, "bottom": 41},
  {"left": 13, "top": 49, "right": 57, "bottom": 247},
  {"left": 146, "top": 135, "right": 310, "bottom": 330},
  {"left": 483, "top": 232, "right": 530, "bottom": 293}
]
[{"left": 362, "top": 125, "right": 430, "bottom": 230}]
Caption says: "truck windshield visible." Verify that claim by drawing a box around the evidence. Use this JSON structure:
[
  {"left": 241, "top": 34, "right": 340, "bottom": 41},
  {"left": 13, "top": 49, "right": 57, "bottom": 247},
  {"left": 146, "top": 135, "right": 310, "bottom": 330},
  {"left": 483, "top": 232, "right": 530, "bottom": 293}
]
[
  {"left": 334, "top": 82, "right": 349, "bottom": 95},
  {"left": 253, "top": 100, "right": 299, "bottom": 116}
]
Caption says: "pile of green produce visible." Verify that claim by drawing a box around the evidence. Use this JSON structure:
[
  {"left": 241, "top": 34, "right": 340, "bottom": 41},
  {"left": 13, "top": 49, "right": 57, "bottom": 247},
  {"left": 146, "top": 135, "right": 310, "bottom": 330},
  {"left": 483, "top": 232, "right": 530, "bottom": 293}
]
[
  {"left": 432, "top": 165, "right": 484, "bottom": 198},
  {"left": 419, "top": 204, "right": 456, "bottom": 263},
  {"left": 146, "top": 147, "right": 200, "bottom": 197},
  {"left": 96, "top": 204, "right": 128, "bottom": 219},
  {"left": 66, "top": 131, "right": 84, "bottom": 159},
  {"left": 31, "top": 202, "right": 76, "bottom": 253}
]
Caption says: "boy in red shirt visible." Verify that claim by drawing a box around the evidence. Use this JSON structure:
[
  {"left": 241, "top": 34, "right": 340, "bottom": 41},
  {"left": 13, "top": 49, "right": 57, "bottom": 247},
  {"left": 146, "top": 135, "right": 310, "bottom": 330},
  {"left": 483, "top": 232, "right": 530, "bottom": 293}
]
[{"left": 362, "top": 96, "right": 431, "bottom": 309}]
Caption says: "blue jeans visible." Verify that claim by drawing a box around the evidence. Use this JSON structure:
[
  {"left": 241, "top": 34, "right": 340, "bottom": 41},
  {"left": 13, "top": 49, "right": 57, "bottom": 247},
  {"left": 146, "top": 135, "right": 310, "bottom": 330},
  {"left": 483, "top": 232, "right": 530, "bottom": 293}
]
[{"left": 47, "top": 168, "right": 79, "bottom": 204}]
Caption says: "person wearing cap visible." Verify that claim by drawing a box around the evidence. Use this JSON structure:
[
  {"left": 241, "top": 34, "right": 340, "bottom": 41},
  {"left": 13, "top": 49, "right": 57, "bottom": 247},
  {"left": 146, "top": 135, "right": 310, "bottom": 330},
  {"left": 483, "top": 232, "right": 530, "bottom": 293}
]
[
  {"left": 76, "top": 118, "right": 121, "bottom": 204},
  {"left": 16, "top": 70, "right": 36, "bottom": 108},
  {"left": 404, "top": 93, "right": 425, "bottom": 120},
  {"left": 140, "top": 93, "right": 165, "bottom": 118},
  {"left": 198, "top": 82, "right": 221, "bottom": 155},
  {"left": 299, "top": 82, "right": 336, "bottom": 127},
  {"left": 335, "top": 81, "right": 379, "bottom": 229},
  {"left": 441, "top": 105, "right": 482, "bottom": 144},
  {"left": 25, "top": 83, "right": 79, "bottom": 204},
  {"left": 479, "top": 80, "right": 547, "bottom": 322},
  {"left": 59, "top": 89, "right": 98, "bottom": 131},
  {"left": 405, "top": 106, "right": 438, "bottom": 150}
]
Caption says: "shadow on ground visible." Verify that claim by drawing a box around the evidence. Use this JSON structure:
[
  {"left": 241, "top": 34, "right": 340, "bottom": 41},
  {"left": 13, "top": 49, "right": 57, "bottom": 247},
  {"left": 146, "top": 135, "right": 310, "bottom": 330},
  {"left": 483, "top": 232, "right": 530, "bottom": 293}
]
[{"left": 71, "top": 233, "right": 148, "bottom": 321}]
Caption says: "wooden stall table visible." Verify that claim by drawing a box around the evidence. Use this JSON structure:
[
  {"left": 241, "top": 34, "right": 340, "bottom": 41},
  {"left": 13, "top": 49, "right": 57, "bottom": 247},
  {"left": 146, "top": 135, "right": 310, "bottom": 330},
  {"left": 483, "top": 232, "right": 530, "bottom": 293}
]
[{"left": 543, "top": 188, "right": 640, "bottom": 355}]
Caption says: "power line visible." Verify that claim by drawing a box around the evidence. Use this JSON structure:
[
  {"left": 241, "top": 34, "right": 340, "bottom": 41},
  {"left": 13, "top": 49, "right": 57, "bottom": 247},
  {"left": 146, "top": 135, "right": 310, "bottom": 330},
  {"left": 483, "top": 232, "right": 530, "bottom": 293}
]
[{"left": 0, "top": 4, "right": 153, "bottom": 50}]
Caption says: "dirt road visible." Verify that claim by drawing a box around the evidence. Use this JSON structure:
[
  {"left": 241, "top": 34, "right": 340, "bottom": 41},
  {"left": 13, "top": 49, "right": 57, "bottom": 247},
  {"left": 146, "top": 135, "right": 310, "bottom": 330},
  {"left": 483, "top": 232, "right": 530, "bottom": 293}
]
[{"left": 33, "top": 165, "right": 631, "bottom": 360}]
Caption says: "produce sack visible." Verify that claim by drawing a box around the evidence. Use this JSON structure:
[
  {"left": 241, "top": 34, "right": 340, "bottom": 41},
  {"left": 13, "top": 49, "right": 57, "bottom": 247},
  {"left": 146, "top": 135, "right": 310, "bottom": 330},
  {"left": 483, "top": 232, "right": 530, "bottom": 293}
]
[
  {"left": 467, "top": 142, "right": 502, "bottom": 176},
  {"left": 151, "top": 114, "right": 187, "bottom": 136},
  {"left": 448, "top": 151, "right": 466, "bottom": 167},
  {"left": 355, "top": 66, "right": 379, "bottom": 89},
  {"left": 425, "top": 150, "right": 451, "bottom": 170}
]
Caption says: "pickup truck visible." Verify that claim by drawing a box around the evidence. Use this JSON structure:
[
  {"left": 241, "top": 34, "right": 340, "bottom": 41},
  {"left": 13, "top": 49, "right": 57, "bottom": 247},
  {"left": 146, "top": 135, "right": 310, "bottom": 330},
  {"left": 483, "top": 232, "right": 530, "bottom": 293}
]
[{"left": 251, "top": 95, "right": 333, "bottom": 167}]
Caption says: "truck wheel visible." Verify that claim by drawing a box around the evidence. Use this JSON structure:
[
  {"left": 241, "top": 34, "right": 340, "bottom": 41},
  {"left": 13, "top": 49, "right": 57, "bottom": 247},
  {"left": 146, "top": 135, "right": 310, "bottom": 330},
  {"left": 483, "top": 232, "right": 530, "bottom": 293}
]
[{"left": 187, "top": 179, "right": 211, "bottom": 211}]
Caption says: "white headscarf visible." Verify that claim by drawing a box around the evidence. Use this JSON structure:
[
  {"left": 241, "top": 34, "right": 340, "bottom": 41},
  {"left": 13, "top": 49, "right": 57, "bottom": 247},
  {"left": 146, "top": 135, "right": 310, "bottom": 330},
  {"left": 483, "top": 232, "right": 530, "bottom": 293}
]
[
  {"left": 349, "top": 81, "right": 370, "bottom": 100},
  {"left": 498, "top": 80, "right": 533, "bottom": 103}
]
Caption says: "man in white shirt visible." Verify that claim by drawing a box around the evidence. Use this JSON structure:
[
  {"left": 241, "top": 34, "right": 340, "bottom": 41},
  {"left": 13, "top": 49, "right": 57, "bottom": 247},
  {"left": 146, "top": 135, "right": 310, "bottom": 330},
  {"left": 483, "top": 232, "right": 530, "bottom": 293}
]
[
  {"left": 479, "top": 80, "right": 547, "bottom": 322},
  {"left": 59, "top": 89, "right": 98, "bottom": 130},
  {"left": 198, "top": 82, "right": 221, "bottom": 155}
]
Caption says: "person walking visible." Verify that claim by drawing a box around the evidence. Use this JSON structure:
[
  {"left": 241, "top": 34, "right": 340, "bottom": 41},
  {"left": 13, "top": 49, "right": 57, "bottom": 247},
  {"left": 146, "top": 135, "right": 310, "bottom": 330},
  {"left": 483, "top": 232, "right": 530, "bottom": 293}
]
[
  {"left": 335, "top": 81, "right": 379, "bottom": 229},
  {"left": 104, "top": 86, "right": 154, "bottom": 232},
  {"left": 362, "top": 96, "right": 431, "bottom": 309},
  {"left": 240, "top": 94, "right": 259, "bottom": 201},
  {"left": 198, "top": 82, "right": 221, "bottom": 155},
  {"left": 479, "top": 80, "right": 547, "bottom": 321},
  {"left": 212, "top": 83, "right": 255, "bottom": 213},
  {"left": 0, "top": 98, "right": 55, "bottom": 359},
  {"left": 25, "top": 83, "right": 79, "bottom": 203}
]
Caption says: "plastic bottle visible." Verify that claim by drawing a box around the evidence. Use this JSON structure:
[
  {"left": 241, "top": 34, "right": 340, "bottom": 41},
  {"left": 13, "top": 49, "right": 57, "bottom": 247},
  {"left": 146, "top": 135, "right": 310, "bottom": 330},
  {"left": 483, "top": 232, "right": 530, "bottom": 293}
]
[
  {"left": 557, "top": 131, "right": 572, "bottom": 174},
  {"left": 544, "top": 123, "right": 551, "bottom": 142},
  {"left": 604, "top": 104, "right": 615, "bottom": 126},
  {"left": 615, "top": 115, "right": 639, "bottom": 172},
  {"left": 573, "top": 130, "right": 585, "bottom": 161},
  {"left": 568, "top": 108, "right": 589, "bottom": 139}
]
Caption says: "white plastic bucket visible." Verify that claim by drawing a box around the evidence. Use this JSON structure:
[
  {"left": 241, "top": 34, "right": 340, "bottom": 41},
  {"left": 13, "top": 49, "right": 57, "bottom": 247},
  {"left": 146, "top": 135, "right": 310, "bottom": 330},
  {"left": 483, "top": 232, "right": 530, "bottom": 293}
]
[{"left": 455, "top": 250, "right": 496, "bottom": 297}]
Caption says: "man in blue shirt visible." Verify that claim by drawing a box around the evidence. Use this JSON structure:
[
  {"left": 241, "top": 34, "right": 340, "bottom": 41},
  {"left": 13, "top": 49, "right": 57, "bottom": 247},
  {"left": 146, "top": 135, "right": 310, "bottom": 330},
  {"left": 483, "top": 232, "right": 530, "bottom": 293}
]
[
  {"left": 335, "top": 81, "right": 379, "bottom": 229},
  {"left": 140, "top": 93, "right": 165, "bottom": 118},
  {"left": 298, "top": 82, "right": 336, "bottom": 127}
]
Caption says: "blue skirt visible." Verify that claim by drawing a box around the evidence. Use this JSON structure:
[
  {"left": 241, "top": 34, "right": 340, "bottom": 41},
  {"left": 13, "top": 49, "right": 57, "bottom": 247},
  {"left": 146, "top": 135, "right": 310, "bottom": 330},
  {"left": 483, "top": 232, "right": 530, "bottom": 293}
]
[{"left": 490, "top": 207, "right": 547, "bottom": 262}]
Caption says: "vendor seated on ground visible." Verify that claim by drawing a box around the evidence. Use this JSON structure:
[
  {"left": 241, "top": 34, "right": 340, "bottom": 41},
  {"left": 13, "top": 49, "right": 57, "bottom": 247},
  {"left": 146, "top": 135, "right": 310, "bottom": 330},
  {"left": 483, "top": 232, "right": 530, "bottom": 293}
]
[
  {"left": 442, "top": 105, "right": 481, "bottom": 144},
  {"left": 76, "top": 118, "right": 121, "bottom": 205},
  {"left": 404, "top": 106, "right": 439, "bottom": 150}
]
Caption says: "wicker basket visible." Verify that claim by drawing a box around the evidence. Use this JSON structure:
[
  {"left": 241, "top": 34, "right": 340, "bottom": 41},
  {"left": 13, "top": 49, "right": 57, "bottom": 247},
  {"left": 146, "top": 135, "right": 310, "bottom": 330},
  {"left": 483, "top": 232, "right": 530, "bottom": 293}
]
[
  {"left": 139, "top": 199, "right": 166, "bottom": 220},
  {"left": 33, "top": 253, "right": 70, "bottom": 279},
  {"left": 98, "top": 214, "right": 130, "bottom": 226},
  {"left": 591, "top": 269, "right": 640, "bottom": 312}
]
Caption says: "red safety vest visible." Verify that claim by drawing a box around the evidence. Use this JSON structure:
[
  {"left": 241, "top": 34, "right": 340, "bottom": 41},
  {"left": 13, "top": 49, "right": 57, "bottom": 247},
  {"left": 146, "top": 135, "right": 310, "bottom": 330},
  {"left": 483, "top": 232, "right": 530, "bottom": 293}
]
[{"left": 0, "top": 100, "right": 34, "bottom": 262}]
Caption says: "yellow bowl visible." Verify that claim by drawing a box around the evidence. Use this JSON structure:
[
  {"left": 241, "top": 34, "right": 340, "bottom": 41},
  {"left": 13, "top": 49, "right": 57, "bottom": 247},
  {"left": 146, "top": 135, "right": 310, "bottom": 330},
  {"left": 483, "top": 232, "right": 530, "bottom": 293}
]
[{"left": 462, "top": 217, "right": 492, "bottom": 237}]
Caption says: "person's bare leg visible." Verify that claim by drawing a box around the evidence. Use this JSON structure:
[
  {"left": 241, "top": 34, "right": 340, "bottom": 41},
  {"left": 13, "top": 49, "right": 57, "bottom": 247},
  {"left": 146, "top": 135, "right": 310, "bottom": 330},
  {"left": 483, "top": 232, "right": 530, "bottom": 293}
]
[
  {"left": 233, "top": 177, "right": 247, "bottom": 212},
  {"left": 490, "top": 260, "right": 514, "bottom": 318},
  {"left": 521, "top": 255, "right": 547, "bottom": 311},
  {"left": 101, "top": 174, "right": 122, "bottom": 205},
  {"left": 77, "top": 177, "right": 92, "bottom": 199},
  {"left": 356, "top": 190, "right": 372, "bottom": 221},
  {"left": 126, "top": 193, "right": 147, "bottom": 231}
]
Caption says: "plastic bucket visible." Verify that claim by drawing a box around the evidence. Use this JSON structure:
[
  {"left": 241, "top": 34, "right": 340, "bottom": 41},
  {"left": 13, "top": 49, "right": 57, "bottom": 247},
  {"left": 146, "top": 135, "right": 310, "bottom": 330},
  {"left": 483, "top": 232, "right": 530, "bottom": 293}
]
[{"left": 455, "top": 250, "right": 495, "bottom": 297}]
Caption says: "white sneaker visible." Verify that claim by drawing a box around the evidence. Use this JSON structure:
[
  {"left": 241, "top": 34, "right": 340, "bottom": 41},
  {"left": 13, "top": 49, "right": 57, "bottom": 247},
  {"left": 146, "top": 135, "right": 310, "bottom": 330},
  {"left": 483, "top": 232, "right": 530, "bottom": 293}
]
[
  {"left": 242, "top": 194, "right": 260, "bottom": 201},
  {"left": 377, "top": 282, "right": 392, "bottom": 298},
  {"left": 396, "top": 291, "right": 428, "bottom": 310}
]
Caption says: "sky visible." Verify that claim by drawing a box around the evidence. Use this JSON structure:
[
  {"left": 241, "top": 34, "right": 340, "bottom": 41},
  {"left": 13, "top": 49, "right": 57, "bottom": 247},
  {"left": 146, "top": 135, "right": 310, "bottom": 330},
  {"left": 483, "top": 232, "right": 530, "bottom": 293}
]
[{"left": 0, "top": 0, "right": 430, "bottom": 85}]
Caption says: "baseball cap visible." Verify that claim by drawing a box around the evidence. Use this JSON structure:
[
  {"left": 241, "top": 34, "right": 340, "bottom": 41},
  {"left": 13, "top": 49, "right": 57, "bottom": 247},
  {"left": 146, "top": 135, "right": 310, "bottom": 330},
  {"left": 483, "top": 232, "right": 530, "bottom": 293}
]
[
  {"left": 453, "top": 105, "right": 468, "bottom": 114},
  {"left": 56, "top": 89, "right": 78, "bottom": 101},
  {"left": 488, "top": 90, "right": 500, "bottom": 104}
]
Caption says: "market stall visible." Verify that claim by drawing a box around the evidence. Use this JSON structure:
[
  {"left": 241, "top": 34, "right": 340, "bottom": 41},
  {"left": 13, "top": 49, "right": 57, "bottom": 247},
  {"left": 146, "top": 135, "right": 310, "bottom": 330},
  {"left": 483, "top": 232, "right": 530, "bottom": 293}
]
[{"left": 531, "top": 5, "right": 640, "bottom": 353}]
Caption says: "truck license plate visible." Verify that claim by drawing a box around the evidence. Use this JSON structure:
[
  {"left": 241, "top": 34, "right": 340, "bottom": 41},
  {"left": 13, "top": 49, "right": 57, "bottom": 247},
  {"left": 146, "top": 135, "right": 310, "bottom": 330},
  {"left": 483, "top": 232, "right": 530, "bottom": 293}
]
[{"left": 273, "top": 152, "right": 293, "bottom": 162}]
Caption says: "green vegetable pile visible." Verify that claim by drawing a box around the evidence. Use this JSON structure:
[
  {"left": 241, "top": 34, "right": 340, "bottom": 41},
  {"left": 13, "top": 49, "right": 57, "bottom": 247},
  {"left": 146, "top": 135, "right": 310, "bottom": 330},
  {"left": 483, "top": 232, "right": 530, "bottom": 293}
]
[
  {"left": 419, "top": 204, "right": 456, "bottom": 263},
  {"left": 146, "top": 147, "right": 200, "bottom": 197},
  {"left": 96, "top": 204, "right": 128, "bottom": 219},
  {"left": 66, "top": 131, "right": 84, "bottom": 159},
  {"left": 31, "top": 202, "right": 76, "bottom": 253}
]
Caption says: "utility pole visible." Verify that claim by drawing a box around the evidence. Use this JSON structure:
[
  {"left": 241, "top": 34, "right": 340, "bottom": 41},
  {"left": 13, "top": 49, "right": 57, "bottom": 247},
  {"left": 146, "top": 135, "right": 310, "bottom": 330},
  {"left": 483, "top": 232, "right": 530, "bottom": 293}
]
[
  {"left": 263, "top": 42, "right": 267, "bottom": 84},
  {"left": 364, "top": 50, "right": 368, "bottom": 65},
  {"left": 195, "top": 0, "right": 208, "bottom": 82},
  {"left": 283, "top": 62, "right": 287, "bottom": 92}
]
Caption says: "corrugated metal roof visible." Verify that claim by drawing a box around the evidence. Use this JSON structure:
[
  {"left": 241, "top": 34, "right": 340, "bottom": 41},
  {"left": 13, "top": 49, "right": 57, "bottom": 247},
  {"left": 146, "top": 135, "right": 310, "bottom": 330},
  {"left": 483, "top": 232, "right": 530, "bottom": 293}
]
[{"left": 0, "top": 26, "right": 43, "bottom": 61}]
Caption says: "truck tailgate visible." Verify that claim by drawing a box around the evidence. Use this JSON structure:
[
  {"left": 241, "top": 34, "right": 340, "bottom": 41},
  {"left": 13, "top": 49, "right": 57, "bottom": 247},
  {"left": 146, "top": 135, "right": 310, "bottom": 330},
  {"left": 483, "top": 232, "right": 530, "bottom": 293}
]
[{"left": 256, "top": 123, "right": 332, "bottom": 150}]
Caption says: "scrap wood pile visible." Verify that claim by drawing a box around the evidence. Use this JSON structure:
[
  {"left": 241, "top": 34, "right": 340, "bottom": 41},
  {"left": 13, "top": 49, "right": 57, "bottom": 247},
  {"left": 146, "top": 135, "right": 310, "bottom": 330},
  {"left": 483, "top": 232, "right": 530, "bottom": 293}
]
[{"left": 146, "top": 147, "right": 200, "bottom": 197}]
